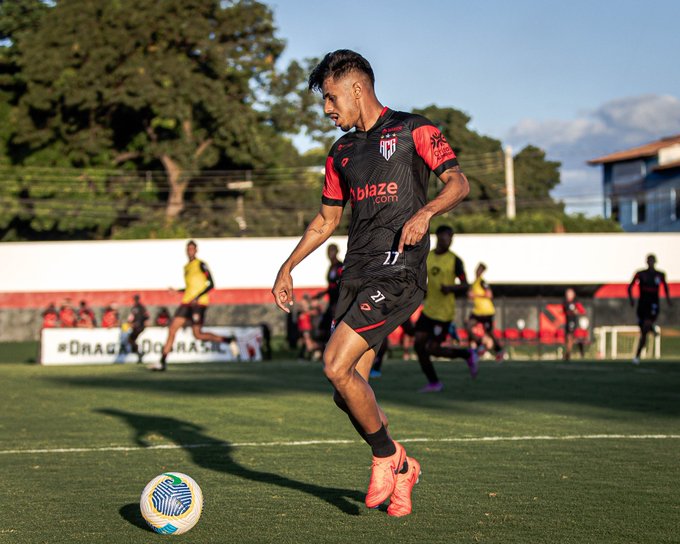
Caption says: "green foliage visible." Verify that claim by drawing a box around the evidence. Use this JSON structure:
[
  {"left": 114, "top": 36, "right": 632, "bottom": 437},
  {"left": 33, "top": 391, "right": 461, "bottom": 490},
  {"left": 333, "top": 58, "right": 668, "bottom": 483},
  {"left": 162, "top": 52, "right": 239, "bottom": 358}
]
[
  {"left": 431, "top": 209, "right": 622, "bottom": 234},
  {"left": 513, "top": 145, "right": 562, "bottom": 211},
  {"left": 1, "top": 0, "right": 324, "bottom": 235},
  {"left": 0, "top": 3, "right": 615, "bottom": 239}
]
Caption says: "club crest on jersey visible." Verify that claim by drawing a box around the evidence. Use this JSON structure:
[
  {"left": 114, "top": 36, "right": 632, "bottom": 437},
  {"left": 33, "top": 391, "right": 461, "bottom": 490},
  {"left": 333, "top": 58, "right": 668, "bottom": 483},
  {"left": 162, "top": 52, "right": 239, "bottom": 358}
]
[{"left": 379, "top": 134, "right": 398, "bottom": 161}]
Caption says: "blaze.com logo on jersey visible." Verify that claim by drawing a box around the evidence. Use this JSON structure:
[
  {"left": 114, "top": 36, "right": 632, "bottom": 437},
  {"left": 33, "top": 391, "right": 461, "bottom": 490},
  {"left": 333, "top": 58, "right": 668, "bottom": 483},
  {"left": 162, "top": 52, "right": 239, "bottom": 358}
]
[{"left": 350, "top": 181, "right": 399, "bottom": 205}]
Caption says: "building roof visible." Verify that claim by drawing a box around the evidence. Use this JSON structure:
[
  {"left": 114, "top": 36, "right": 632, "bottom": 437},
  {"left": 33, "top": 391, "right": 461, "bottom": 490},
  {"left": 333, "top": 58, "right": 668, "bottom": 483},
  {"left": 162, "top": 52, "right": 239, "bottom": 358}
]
[
  {"left": 588, "top": 134, "right": 680, "bottom": 165},
  {"left": 653, "top": 159, "right": 680, "bottom": 172}
]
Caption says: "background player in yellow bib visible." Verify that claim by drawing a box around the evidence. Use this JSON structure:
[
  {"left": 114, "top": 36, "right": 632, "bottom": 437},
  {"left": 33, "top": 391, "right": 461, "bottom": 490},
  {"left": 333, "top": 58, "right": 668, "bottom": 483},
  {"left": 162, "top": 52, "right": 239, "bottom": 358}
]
[
  {"left": 152, "top": 240, "right": 237, "bottom": 371},
  {"left": 467, "top": 262, "right": 504, "bottom": 360},
  {"left": 414, "top": 225, "right": 478, "bottom": 392}
]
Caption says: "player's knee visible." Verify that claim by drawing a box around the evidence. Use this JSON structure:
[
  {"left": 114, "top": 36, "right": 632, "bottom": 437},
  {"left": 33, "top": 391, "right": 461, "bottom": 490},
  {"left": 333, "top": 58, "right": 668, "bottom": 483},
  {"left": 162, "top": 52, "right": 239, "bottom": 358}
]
[{"left": 322, "top": 353, "right": 349, "bottom": 386}]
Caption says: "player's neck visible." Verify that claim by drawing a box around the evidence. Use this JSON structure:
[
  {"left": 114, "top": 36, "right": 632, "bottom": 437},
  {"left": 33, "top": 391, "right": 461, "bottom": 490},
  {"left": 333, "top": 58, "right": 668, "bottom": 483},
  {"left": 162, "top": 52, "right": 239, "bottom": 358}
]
[{"left": 356, "top": 99, "right": 385, "bottom": 132}]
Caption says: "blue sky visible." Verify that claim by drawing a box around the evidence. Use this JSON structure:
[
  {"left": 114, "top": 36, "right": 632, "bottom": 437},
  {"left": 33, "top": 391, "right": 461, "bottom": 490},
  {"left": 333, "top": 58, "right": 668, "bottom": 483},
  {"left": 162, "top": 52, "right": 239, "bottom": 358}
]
[{"left": 269, "top": 0, "right": 680, "bottom": 215}]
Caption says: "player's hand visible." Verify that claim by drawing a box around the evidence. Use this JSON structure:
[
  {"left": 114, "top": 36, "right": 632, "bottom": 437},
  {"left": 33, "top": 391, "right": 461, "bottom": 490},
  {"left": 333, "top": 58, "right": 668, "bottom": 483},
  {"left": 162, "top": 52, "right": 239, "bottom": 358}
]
[
  {"left": 398, "top": 211, "right": 431, "bottom": 253},
  {"left": 272, "top": 268, "right": 295, "bottom": 313}
]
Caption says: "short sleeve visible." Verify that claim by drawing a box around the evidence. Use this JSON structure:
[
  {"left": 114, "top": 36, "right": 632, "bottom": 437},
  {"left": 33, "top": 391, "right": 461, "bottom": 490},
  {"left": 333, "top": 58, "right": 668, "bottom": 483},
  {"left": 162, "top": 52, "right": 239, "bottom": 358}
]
[
  {"left": 412, "top": 124, "right": 459, "bottom": 176},
  {"left": 322, "top": 156, "right": 348, "bottom": 206}
]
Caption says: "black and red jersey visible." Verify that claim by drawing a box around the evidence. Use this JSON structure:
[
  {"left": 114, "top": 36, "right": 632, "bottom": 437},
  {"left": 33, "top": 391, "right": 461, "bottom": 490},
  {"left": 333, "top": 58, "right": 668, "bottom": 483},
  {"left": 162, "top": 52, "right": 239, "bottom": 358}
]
[
  {"left": 562, "top": 299, "right": 585, "bottom": 323},
  {"left": 322, "top": 107, "right": 459, "bottom": 289},
  {"left": 631, "top": 268, "right": 668, "bottom": 304}
]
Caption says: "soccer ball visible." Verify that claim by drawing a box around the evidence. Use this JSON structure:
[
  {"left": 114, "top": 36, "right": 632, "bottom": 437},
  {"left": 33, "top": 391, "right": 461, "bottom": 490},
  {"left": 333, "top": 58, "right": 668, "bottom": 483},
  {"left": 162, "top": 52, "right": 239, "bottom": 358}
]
[{"left": 140, "top": 472, "right": 203, "bottom": 535}]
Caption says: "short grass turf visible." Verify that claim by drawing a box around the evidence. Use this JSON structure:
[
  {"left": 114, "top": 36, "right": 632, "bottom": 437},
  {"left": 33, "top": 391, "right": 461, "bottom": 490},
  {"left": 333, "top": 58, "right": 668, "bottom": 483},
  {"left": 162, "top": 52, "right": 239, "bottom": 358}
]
[{"left": 1, "top": 353, "right": 679, "bottom": 543}]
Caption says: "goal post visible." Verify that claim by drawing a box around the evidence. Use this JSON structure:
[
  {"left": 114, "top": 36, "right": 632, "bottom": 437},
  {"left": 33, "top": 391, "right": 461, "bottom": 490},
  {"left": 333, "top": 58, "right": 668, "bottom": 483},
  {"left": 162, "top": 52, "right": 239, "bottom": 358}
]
[{"left": 594, "top": 326, "right": 661, "bottom": 360}]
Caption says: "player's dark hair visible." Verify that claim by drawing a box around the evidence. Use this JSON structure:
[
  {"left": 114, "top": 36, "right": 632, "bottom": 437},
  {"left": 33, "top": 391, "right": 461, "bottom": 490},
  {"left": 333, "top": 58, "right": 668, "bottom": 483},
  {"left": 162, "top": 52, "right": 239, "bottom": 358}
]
[
  {"left": 308, "top": 49, "right": 375, "bottom": 92},
  {"left": 435, "top": 225, "right": 454, "bottom": 236},
  {"left": 187, "top": 239, "right": 197, "bottom": 248}
]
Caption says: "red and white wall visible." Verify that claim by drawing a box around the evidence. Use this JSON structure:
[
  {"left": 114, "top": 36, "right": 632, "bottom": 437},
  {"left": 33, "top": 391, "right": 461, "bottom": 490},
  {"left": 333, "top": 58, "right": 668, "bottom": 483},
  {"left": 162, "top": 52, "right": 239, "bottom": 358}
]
[{"left": 0, "top": 233, "right": 679, "bottom": 310}]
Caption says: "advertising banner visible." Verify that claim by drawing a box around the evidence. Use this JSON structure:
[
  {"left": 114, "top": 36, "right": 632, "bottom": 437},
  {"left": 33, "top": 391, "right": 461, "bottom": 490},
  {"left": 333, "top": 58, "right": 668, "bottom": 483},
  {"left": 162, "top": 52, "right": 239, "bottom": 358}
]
[{"left": 40, "top": 326, "right": 264, "bottom": 365}]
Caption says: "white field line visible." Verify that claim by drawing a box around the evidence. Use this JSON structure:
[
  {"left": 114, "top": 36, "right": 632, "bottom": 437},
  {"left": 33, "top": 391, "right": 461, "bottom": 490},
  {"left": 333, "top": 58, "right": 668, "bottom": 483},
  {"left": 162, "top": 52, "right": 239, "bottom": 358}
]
[{"left": 1, "top": 434, "right": 679, "bottom": 456}]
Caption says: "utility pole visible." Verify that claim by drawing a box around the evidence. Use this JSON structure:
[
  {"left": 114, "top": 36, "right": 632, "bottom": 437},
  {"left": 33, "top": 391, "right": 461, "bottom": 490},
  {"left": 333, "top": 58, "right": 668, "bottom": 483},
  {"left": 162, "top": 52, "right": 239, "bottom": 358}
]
[
  {"left": 227, "top": 171, "right": 253, "bottom": 235},
  {"left": 504, "top": 145, "right": 516, "bottom": 219}
]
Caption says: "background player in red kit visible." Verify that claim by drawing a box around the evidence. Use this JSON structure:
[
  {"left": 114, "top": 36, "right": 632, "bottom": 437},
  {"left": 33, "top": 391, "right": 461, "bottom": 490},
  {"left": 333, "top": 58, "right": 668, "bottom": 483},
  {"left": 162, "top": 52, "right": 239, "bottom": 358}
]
[
  {"left": 562, "top": 288, "right": 586, "bottom": 361},
  {"left": 628, "top": 254, "right": 672, "bottom": 364},
  {"left": 272, "top": 50, "right": 470, "bottom": 517}
]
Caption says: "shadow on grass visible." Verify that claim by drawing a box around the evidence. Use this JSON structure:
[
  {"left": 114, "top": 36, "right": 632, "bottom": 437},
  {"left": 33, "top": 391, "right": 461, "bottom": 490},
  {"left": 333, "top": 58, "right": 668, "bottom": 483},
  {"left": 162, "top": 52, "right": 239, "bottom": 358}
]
[
  {"left": 48, "top": 359, "right": 680, "bottom": 417},
  {"left": 119, "top": 502, "right": 153, "bottom": 532},
  {"left": 100, "top": 408, "right": 366, "bottom": 519}
]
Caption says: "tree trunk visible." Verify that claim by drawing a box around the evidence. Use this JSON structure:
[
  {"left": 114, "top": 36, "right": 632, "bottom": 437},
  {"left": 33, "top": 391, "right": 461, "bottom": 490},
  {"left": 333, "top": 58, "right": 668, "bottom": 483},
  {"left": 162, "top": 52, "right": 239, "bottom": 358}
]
[{"left": 161, "top": 155, "right": 188, "bottom": 224}]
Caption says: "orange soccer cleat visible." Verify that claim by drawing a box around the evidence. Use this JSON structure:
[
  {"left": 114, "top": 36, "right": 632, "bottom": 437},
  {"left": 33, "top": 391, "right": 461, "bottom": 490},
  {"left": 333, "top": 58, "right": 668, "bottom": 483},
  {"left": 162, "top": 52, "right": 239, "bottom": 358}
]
[
  {"left": 387, "top": 456, "right": 421, "bottom": 517},
  {"left": 365, "top": 441, "right": 406, "bottom": 509}
]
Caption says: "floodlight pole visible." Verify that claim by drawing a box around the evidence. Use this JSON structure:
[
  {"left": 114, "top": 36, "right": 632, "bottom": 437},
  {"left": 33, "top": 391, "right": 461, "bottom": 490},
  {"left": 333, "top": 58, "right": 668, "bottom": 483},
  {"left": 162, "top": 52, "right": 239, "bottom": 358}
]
[{"left": 504, "top": 145, "right": 516, "bottom": 219}]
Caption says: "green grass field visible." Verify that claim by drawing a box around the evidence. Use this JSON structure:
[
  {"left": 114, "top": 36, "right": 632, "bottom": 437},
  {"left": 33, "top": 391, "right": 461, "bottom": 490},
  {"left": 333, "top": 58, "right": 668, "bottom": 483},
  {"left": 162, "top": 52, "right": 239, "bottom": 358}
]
[{"left": 1, "top": 343, "right": 679, "bottom": 543}]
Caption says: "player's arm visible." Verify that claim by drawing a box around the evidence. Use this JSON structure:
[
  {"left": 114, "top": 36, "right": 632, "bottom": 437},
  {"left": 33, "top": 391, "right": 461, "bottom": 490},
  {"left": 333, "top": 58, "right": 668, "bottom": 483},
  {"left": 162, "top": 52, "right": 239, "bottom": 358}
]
[
  {"left": 313, "top": 287, "right": 329, "bottom": 300},
  {"left": 661, "top": 273, "right": 672, "bottom": 305},
  {"left": 399, "top": 166, "right": 469, "bottom": 252},
  {"left": 453, "top": 257, "right": 469, "bottom": 295},
  {"left": 190, "top": 262, "right": 215, "bottom": 302},
  {"left": 442, "top": 256, "right": 468, "bottom": 295},
  {"left": 627, "top": 273, "right": 639, "bottom": 306},
  {"left": 273, "top": 204, "right": 344, "bottom": 313},
  {"left": 482, "top": 280, "right": 494, "bottom": 299}
]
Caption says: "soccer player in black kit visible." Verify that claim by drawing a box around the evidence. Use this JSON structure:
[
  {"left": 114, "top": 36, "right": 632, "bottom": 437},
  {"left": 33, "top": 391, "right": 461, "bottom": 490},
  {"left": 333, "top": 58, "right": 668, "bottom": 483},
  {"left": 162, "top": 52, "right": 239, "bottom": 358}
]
[
  {"left": 628, "top": 254, "right": 672, "bottom": 364},
  {"left": 315, "top": 243, "right": 344, "bottom": 345},
  {"left": 126, "top": 294, "right": 149, "bottom": 363},
  {"left": 272, "top": 50, "right": 470, "bottom": 517}
]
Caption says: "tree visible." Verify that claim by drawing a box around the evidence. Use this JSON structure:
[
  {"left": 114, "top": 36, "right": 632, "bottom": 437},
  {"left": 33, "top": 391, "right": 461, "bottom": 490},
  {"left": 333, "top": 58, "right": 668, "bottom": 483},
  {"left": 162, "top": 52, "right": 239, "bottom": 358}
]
[
  {"left": 413, "top": 105, "right": 506, "bottom": 211},
  {"left": 2, "top": 0, "right": 316, "bottom": 230},
  {"left": 512, "top": 145, "right": 562, "bottom": 212}
]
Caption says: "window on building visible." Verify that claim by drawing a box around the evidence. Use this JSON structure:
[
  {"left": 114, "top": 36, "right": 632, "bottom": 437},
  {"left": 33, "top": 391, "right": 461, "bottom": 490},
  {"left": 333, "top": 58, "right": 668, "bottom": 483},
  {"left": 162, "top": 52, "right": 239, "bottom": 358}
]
[
  {"left": 672, "top": 189, "right": 679, "bottom": 222},
  {"left": 638, "top": 199, "right": 646, "bottom": 224},
  {"left": 611, "top": 200, "right": 620, "bottom": 222},
  {"left": 632, "top": 198, "right": 647, "bottom": 225},
  {"left": 611, "top": 160, "right": 645, "bottom": 186}
]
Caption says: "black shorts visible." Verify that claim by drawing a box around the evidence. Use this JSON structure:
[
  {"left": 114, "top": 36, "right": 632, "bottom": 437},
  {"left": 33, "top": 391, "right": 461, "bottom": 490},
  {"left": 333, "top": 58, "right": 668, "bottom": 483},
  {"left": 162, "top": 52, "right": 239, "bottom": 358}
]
[
  {"left": 333, "top": 273, "right": 424, "bottom": 350},
  {"left": 637, "top": 300, "right": 659, "bottom": 326},
  {"left": 174, "top": 304, "right": 207, "bottom": 325},
  {"left": 415, "top": 313, "right": 449, "bottom": 344},
  {"left": 469, "top": 314, "right": 494, "bottom": 334},
  {"left": 129, "top": 325, "right": 145, "bottom": 343},
  {"left": 565, "top": 318, "right": 577, "bottom": 334}
]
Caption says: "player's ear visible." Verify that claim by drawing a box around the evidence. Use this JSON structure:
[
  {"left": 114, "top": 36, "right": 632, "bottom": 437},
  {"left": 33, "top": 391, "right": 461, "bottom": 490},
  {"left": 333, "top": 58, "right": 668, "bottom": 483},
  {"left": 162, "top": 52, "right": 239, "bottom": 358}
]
[{"left": 352, "top": 80, "right": 362, "bottom": 98}]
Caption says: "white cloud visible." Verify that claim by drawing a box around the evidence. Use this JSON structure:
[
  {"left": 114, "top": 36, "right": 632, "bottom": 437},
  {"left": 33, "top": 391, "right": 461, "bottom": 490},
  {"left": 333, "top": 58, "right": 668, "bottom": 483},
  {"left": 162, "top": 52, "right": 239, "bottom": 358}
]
[{"left": 506, "top": 94, "right": 680, "bottom": 216}]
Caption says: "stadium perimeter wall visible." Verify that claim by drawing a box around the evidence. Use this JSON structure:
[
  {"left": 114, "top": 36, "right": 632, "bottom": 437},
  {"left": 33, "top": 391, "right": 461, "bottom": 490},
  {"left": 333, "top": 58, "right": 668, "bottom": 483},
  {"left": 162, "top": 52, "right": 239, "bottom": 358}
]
[{"left": 0, "top": 233, "right": 678, "bottom": 342}]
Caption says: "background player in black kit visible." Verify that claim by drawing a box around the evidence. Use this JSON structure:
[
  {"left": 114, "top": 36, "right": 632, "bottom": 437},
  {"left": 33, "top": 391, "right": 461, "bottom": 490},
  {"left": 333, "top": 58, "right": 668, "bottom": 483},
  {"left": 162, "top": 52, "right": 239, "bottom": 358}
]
[
  {"left": 272, "top": 50, "right": 470, "bottom": 517},
  {"left": 628, "top": 254, "right": 672, "bottom": 364},
  {"left": 314, "top": 243, "right": 344, "bottom": 346},
  {"left": 562, "top": 288, "right": 585, "bottom": 361},
  {"left": 126, "top": 294, "right": 149, "bottom": 363}
]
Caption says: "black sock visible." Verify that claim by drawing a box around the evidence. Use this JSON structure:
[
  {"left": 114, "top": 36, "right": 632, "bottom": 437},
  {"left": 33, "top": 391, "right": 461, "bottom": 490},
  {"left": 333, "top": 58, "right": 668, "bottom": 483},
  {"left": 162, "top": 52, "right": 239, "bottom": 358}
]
[
  {"left": 222, "top": 336, "right": 235, "bottom": 343},
  {"left": 365, "top": 424, "right": 396, "bottom": 458}
]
